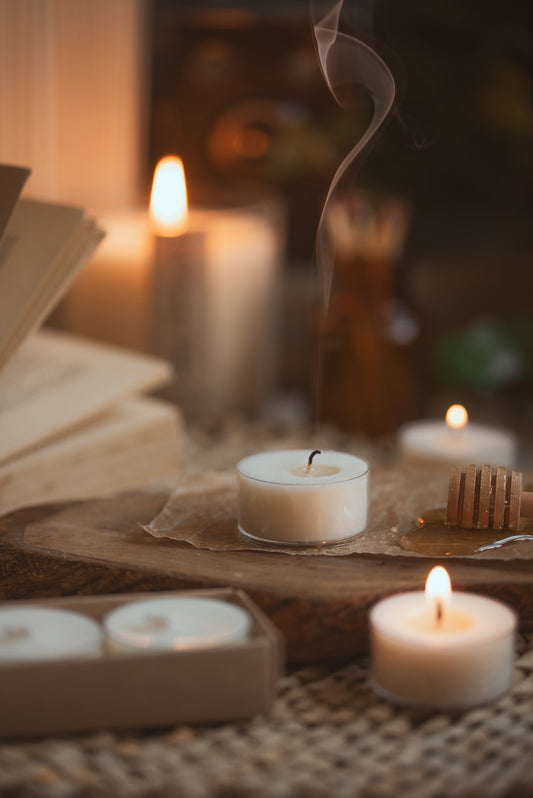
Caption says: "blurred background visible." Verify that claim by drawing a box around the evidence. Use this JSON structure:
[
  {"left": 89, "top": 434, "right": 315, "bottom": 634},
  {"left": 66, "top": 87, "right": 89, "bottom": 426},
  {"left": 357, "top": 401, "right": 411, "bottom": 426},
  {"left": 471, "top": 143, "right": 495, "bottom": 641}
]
[{"left": 1, "top": 0, "right": 532, "bottom": 450}]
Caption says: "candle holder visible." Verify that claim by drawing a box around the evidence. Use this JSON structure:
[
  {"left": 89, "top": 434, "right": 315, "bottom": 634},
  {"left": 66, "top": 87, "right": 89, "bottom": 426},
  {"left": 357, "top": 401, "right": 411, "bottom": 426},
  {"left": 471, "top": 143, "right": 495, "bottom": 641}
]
[{"left": 237, "top": 449, "right": 369, "bottom": 547}]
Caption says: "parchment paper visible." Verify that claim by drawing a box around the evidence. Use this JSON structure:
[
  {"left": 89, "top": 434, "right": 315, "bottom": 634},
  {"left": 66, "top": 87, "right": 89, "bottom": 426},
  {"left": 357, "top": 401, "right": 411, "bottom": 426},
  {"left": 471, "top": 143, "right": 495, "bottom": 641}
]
[{"left": 142, "top": 462, "right": 533, "bottom": 559}]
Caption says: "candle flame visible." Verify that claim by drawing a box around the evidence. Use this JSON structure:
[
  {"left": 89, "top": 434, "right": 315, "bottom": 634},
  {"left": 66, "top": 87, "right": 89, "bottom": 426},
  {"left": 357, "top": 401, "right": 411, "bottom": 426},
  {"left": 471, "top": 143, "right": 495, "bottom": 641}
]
[
  {"left": 425, "top": 566, "right": 451, "bottom": 626},
  {"left": 150, "top": 156, "right": 188, "bottom": 236},
  {"left": 445, "top": 404, "right": 468, "bottom": 430},
  {"left": 425, "top": 565, "right": 452, "bottom": 599}
]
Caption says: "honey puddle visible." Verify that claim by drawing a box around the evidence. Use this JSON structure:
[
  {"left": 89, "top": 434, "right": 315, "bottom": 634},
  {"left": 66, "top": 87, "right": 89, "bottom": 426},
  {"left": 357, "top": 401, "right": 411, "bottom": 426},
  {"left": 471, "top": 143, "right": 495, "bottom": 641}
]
[{"left": 397, "top": 509, "right": 533, "bottom": 556}]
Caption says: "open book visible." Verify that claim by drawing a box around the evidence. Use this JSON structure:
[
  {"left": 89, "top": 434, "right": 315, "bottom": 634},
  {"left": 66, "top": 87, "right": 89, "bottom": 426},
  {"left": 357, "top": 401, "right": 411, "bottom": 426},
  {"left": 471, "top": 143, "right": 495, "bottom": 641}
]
[{"left": 0, "top": 164, "right": 184, "bottom": 517}]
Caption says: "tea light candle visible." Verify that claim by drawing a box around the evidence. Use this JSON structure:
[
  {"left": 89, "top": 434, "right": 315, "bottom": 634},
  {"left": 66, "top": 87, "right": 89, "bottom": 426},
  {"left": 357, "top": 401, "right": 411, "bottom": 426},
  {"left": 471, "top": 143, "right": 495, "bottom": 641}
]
[
  {"left": 370, "top": 566, "right": 517, "bottom": 710},
  {"left": 398, "top": 405, "right": 517, "bottom": 468},
  {"left": 103, "top": 597, "right": 251, "bottom": 653},
  {"left": 237, "top": 449, "right": 369, "bottom": 546},
  {"left": 0, "top": 606, "right": 102, "bottom": 661}
]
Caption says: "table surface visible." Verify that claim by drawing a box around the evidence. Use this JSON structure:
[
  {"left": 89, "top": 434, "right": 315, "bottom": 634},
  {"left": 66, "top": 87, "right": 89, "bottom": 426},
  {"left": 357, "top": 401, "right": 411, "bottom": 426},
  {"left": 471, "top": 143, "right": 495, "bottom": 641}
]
[
  {"left": 0, "top": 633, "right": 532, "bottom": 798},
  {"left": 2, "top": 484, "right": 533, "bottom": 667},
  {"left": 1, "top": 421, "right": 533, "bottom": 796}
]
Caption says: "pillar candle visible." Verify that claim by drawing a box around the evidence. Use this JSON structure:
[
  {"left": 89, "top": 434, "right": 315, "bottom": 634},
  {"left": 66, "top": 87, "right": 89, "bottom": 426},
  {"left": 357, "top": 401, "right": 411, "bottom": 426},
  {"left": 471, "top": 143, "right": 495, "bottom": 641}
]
[
  {"left": 150, "top": 156, "right": 284, "bottom": 418},
  {"left": 60, "top": 208, "right": 154, "bottom": 352}
]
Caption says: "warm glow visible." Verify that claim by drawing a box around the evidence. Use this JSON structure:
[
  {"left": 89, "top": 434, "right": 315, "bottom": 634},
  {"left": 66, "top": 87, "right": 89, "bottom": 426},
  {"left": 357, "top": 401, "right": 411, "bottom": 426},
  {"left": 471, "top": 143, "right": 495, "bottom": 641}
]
[
  {"left": 150, "top": 156, "right": 188, "bottom": 235},
  {"left": 233, "top": 127, "right": 271, "bottom": 160},
  {"left": 425, "top": 566, "right": 451, "bottom": 626},
  {"left": 445, "top": 404, "right": 468, "bottom": 430},
  {"left": 425, "top": 566, "right": 452, "bottom": 600}
]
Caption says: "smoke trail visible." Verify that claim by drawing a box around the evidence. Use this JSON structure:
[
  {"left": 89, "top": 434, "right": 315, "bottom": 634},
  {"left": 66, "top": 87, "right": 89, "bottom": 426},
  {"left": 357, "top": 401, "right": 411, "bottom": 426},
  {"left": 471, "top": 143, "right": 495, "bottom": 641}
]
[{"left": 312, "top": 0, "right": 396, "bottom": 307}]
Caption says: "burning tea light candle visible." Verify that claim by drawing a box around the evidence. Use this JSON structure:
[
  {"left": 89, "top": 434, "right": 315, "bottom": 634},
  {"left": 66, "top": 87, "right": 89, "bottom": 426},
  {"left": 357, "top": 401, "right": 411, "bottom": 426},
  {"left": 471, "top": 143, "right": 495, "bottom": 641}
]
[
  {"left": 103, "top": 597, "right": 251, "bottom": 653},
  {"left": 398, "top": 405, "right": 517, "bottom": 468},
  {"left": 237, "top": 449, "right": 369, "bottom": 546},
  {"left": 370, "top": 566, "right": 517, "bottom": 710},
  {"left": 0, "top": 607, "right": 102, "bottom": 661}
]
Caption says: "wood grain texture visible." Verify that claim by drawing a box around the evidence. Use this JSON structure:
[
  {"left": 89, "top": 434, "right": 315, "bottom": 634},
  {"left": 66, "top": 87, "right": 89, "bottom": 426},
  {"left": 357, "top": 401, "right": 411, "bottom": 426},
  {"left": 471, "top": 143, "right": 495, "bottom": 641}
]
[
  {"left": 1, "top": 491, "right": 533, "bottom": 665},
  {"left": 447, "top": 465, "right": 531, "bottom": 532}
]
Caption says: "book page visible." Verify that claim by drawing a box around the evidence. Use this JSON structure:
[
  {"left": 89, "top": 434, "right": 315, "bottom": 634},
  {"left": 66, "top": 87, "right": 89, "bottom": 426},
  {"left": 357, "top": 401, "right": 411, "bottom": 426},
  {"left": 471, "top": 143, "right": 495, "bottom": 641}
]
[
  {"left": 0, "top": 164, "right": 30, "bottom": 240},
  {"left": 0, "top": 329, "right": 175, "bottom": 465},
  {"left": 0, "top": 397, "right": 184, "bottom": 516},
  {"left": 0, "top": 197, "right": 104, "bottom": 369}
]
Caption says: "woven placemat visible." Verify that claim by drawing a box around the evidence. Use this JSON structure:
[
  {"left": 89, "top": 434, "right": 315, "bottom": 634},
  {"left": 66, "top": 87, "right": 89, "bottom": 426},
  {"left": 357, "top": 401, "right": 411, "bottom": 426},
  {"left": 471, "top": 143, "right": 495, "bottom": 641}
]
[{"left": 1, "top": 633, "right": 532, "bottom": 798}]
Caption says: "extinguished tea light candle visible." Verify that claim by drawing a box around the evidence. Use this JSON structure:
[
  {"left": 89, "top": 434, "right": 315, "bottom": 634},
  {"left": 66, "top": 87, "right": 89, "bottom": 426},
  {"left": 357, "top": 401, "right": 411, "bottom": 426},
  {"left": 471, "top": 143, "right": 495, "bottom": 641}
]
[
  {"left": 103, "top": 597, "right": 251, "bottom": 653},
  {"left": 0, "top": 607, "right": 102, "bottom": 661},
  {"left": 398, "top": 404, "right": 517, "bottom": 468},
  {"left": 370, "top": 566, "right": 517, "bottom": 710},
  {"left": 237, "top": 449, "right": 368, "bottom": 546}
]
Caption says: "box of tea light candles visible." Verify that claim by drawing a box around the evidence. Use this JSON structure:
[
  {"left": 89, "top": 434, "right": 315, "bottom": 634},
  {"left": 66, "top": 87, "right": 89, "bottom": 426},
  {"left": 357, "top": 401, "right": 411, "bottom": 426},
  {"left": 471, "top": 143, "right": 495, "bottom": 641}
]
[{"left": 0, "top": 589, "right": 283, "bottom": 738}]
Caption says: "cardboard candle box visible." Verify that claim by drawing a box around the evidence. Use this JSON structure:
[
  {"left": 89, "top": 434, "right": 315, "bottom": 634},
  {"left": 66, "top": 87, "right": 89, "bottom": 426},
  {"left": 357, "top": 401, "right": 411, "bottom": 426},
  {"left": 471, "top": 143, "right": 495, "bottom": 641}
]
[{"left": 0, "top": 588, "right": 284, "bottom": 739}]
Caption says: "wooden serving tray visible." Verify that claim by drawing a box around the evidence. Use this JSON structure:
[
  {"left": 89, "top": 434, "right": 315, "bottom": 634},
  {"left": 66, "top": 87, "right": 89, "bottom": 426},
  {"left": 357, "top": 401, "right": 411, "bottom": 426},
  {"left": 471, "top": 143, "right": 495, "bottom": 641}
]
[{"left": 1, "top": 491, "right": 533, "bottom": 665}]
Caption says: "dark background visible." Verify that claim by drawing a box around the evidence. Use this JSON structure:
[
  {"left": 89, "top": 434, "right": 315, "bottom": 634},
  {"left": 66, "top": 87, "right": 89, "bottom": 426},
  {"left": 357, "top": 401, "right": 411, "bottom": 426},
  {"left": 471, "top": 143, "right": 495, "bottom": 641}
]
[{"left": 146, "top": 0, "right": 533, "bottom": 437}]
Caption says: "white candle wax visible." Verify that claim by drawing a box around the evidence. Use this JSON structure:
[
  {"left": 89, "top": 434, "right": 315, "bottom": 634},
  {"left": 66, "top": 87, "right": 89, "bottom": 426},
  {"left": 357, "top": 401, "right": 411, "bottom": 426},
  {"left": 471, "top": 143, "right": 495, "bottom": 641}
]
[
  {"left": 151, "top": 158, "right": 284, "bottom": 418},
  {"left": 398, "top": 419, "right": 517, "bottom": 468},
  {"left": 0, "top": 607, "right": 102, "bottom": 661},
  {"left": 61, "top": 209, "right": 154, "bottom": 351},
  {"left": 103, "top": 597, "right": 251, "bottom": 653},
  {"left": 237, "top": 449, "right": 369, "bottom": 546},
  {"left": 198, "top": 204, "right": 283, "bottom": 416},
  {"left": 153, "top": 205, "right": 282, "bottom": 415},
  {"left": 370, "top": 587, "right": 517, "bottom": 710}
]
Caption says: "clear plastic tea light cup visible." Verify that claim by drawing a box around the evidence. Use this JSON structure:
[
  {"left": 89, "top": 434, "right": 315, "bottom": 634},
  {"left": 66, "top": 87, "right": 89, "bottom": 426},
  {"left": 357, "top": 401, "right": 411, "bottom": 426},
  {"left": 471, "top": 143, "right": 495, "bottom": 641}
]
[{"left": 237, "top": 449, "right": 369, "bottom": 546}]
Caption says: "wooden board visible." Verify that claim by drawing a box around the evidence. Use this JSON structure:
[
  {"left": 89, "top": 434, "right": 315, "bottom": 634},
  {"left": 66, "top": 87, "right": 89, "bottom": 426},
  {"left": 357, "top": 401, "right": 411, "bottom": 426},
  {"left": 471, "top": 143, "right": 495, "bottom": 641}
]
[{"left": 1, "top": 491, "right": 533, "bottom": 665}]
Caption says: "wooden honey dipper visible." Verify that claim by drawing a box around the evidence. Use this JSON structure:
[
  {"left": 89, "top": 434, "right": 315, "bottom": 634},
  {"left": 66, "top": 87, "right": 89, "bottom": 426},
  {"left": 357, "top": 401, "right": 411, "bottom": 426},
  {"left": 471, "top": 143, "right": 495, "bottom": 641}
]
[{"left": 447, "top": 464, "right": 533, "bottom": 531}]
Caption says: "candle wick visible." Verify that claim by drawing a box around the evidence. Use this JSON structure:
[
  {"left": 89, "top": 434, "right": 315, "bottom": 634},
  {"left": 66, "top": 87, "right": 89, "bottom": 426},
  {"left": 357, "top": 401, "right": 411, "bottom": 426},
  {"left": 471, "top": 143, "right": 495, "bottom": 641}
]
[
  {"left": 306, "top": 449, "right": 322, "bottom": 472},
  {"left": 435, "top": 598, "right": 443, "bottom": 627}
]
